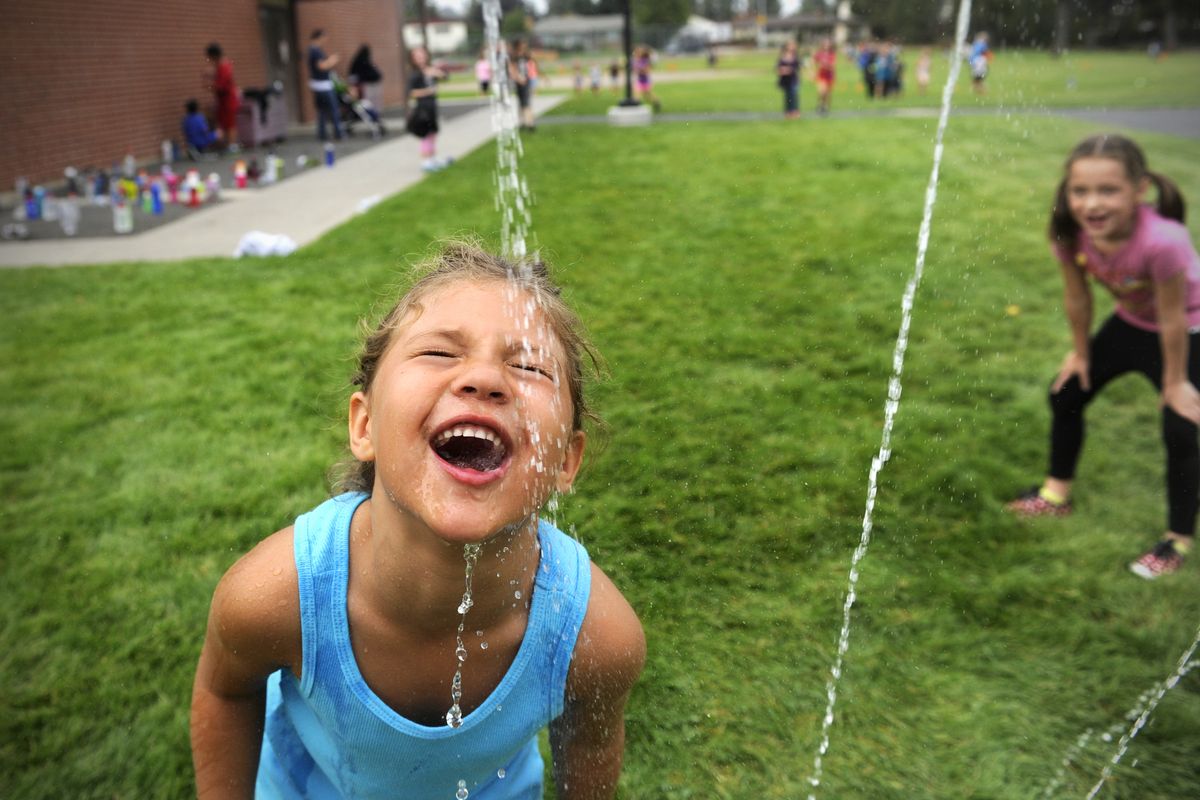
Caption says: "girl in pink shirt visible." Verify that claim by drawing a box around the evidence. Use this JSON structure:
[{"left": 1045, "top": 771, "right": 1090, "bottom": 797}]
[{"left": 1007, "top": 134, "right": 1200, "bottom": 579}]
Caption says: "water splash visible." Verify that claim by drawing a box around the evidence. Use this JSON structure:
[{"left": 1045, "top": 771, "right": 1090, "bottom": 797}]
[
  {"left": 482, "top": 0, "right": 534, "bottom": 260},
  {"left": 1082, "top": 625, "right": 1200, "bottom": 799},
  {"left": 805, "top": 2, "right": 973, "bottom": 797},
  {"left": 456, "top": 779, "right": 469, "bottom": 799},
  {"left": 446, "top": 543, "right": 482, "bottom": 728},
  {"left": 1039, "top": 653, "right": 1200, "bottom": 797}
]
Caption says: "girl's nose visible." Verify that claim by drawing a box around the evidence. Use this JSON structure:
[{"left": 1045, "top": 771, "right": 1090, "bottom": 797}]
[{"left": 453, "top": 360, "right": 509, "bottom": 402}]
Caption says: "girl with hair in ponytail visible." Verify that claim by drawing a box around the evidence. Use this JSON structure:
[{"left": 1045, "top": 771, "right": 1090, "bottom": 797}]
[{"left": 1007, "top": 134, "right": 1200, "bottom": 579}]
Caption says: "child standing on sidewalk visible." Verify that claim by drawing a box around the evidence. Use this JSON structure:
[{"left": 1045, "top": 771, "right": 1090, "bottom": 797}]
[{"left": 407, "top": 46, "right": 451, "bottom": 172}]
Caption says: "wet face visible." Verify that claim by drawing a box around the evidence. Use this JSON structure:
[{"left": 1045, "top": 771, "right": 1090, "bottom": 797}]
[
  {"left": 349, "top": 280, "right": 585, "bottom": 544},
  {"left": 1065, "top": 157, "right": 1146, "bottom": 247}
]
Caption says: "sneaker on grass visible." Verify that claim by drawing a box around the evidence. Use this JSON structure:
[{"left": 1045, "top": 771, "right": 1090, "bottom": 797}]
[
  {"left": 1005, "top": 486, "right": 1072, "bottom": 517},
  {"left": 1129, "top": 538, "right": 1191, "bottom": 580}
]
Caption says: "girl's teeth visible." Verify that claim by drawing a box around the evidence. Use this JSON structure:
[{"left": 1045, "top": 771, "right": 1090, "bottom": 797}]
[{"left": 435, "top": 425, "right": 500, "bottom": 445}]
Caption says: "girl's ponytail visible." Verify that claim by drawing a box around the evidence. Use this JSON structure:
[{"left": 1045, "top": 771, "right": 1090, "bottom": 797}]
[
  {"left": 1148, "top": 171, "right": 1187, "bottom": 223},
  {"left": 1048, "top": 176, "right": 1079, "bottom": 254}
]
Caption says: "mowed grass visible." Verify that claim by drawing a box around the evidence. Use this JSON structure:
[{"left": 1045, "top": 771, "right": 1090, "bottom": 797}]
[
  {"left": 3, "top": 92, "right": 1200, "bottom": 796},
  {"left": 546, "top": 49, "right": 1200, "bottom": 115}
]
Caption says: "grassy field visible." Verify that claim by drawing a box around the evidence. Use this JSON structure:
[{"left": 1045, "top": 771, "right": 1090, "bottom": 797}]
[
  {"left": 3, "top": 52, "right": 1200, "bottom": 798},
  {"left": 533, "top": 49, "right": 1200, "bottom": 115}
]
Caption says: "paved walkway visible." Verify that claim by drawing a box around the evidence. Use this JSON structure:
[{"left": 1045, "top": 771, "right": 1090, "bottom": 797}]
[
  {"left": 3, "top": 98, "right": 1194, "bottom": 270},
  {"left": 0, "top": 95, "right": 564, "bottom": 269},
  {"left": 544, "top": 105, "right": 1200, "bottom": 139}
]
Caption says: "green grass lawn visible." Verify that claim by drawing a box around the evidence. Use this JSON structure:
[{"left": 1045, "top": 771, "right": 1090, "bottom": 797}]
[
  {"left": 3, "top": 61, "right": 1200, "bottom": 798},
  {"left": 545, "top": 49, "right": 1200, "bottom": 115}
]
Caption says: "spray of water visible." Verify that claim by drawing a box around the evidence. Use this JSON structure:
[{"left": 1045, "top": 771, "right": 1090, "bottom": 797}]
[
  {"left": 442, "top": 2, "right": 551, "bottom": 752},
  {"left": 1042, "top": 655, "right": 1200, "bottom": 798},
  {"left": 1082, "top": 626, "right": 1200, "bottom": 799},
  {"left": 482, "top": 0, "right": 534, "bottom": 260},
  {"left": 446, "top": 543, "right": 482, "bottom": 728},
  {"left": 804, "top": 3, "right": 973, "bottom": 797}
]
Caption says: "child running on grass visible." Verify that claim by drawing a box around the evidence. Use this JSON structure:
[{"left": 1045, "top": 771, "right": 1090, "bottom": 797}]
[
  {"left": 191, "top": 242, "right": 646, "bottom": 797},
  {"left": 1007, "top": 134, "right": 1200, "bottom": 579},
  {"left": 633, "top": 46, "right": 660, "bottom": 112}
]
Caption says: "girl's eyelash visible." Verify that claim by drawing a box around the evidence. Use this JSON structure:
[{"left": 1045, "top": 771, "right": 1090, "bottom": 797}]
[
  {"left": 513, "top": 363, "right": 552, "bottom": 377},
  {"left": 420, "top": 349, "right": 456, "bottom": 357}
]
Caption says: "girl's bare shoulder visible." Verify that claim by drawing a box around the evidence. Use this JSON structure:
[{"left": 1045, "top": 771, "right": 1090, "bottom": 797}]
[
  {"left": 570, "top": 563, "right": 646, "bottom": 693},
  {"left": 209, "top": 527, "right": 302, "bottom": 673}
]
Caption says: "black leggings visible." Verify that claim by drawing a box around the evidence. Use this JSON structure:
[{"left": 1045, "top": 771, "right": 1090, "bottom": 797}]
[{"left": 1048, "top": 314, "right": 1200, "bottom": 535}]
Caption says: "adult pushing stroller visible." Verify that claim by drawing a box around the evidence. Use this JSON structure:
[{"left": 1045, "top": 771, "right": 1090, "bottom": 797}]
[{"left": 331, "top": 71, "right": 385, "bottom": 138}]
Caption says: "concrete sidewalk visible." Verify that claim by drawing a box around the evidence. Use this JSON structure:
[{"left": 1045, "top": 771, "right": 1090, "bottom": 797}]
[{"left": 0, "top": 95, "right": 564, "bottom": 270}]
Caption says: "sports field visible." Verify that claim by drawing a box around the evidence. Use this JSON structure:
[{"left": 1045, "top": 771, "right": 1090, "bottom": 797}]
[{"left": 2, "top": 49, "right": 1199, "bottom": 798}]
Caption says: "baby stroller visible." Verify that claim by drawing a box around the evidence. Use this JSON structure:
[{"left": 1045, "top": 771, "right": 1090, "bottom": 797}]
[{"left": 331, "top": 71, "right": 385, "bottom": 138}]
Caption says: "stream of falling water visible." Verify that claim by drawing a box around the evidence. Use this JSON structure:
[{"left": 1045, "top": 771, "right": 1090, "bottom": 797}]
[
  {"left": 1082, "top": 623, "right": 1200, "bottom": 799},
  {"left": 442, "top": 11, "right": 545, "bottom": 800},
  {"left": 1039, "top": 655, "right": 1200, "bottom": 798},
  {"left": 804, "top": 2, "right": 973, "bottom": 797},
  {"left": 446, "top": 543, "right": 482, "bottom": 729},
  {"left": 483, "top": 0, "right": 534, "bottom": 261}
]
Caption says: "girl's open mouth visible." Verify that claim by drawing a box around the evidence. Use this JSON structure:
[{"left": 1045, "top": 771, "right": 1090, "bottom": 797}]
[{"left": 431, "top": 424, "right": 510, "bottom": 475}]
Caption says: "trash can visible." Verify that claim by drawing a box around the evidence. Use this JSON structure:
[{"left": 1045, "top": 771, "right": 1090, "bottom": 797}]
[{"left": 236, "top": 82, "right": 288, "bottom": 147}]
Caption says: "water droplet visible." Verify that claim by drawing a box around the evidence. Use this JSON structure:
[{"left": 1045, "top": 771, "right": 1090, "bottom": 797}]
[
  {"left": 446, "top": 705, "right": 463, "bottom": 728},
  {"left": 456, "top": 779, "right": 469, "bottom": 800},
  {"left": 480, "top": 641, "right": 489, "bottom": 650},
  {"left": 497, "top": 768, "right": 506, "bottom": 779}
]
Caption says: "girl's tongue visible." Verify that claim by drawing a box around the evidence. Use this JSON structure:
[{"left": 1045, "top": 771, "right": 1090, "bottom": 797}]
[{"left": 432, "top": 425, "right": 508, "bottom": 473}]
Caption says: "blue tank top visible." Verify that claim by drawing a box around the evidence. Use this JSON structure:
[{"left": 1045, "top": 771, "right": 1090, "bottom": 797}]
[{"left": 255, "top": 493, "right": 592, "bottom": 799}]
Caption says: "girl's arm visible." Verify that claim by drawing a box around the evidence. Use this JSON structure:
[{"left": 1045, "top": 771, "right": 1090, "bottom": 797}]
[
  {"left": 191, "top": 529, "right": 301, "bottom": 799},
  {"left": 550, "top": 564, "right": 646, "bottom": 799},
  {"left": 1155, "top": 272, "right": 1200, "bottom": 423},
  {"left": 1053, "top": 258, "right": 1095, "bottom": 393}
]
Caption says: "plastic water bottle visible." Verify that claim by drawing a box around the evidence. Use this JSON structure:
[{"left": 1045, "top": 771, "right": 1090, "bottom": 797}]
[
  {"left": 113, "top": 189, "right": 133, "bottom": 234},
  {"left": 324, "top": 142, "right": 335, "bottom": 167},
  {"left": 58, "top": 197, "right": 80, "bottom": 236},
  {"left": 263, "top": 153, "right": 279, "bottom": 184}
]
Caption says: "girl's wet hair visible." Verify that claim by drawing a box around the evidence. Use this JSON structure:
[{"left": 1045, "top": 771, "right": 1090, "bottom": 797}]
[
  {"left": 336, "top": 240, "right": 605, "bottom": 495},
  {"left": 1049, "top": 133, "right": 1187, "bottom": 253}
]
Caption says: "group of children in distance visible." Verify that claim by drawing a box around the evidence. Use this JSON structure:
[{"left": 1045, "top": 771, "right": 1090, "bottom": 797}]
[{"left": 188, "top": 127, "right": 1196, "bottom": 796}]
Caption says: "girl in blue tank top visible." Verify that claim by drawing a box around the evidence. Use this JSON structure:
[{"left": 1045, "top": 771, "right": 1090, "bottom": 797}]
[{"left": 191, "top": 242, "right": 646, "bottom": 798}]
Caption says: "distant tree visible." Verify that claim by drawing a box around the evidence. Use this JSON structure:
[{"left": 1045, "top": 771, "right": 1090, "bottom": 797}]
[
  {"left": 548, "top": 0, "right": 624, "bottom": 14},
  {"left": 636, "top": 0, "right": 692, "bottom": 27},
  {"left": 694, "top": 0, "right": 737, "bottom": 22},
  {"left": 850, "top": 0, "right": 1199, "bottom": 48}
]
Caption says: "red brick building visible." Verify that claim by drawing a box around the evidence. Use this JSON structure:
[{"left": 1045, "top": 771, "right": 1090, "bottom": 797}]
[{"left": 0, "top": 0, "right": 407, "bottom": 189}]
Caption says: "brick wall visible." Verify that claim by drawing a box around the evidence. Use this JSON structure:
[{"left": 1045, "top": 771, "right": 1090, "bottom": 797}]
[{"left": 0, "top": 0, "right": 406, "bottom": 189}]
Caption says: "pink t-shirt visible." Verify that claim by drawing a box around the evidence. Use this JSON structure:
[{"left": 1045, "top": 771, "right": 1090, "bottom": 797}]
[{"left": 1052, "top": 204, "right": 1200, "bottom": 332}]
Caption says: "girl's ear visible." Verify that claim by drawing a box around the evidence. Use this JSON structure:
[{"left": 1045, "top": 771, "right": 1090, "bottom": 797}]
[
  {"left": 348, "top": 391, "right": 376, "bottom": 462},
  {"left": 555, "top": 430, "right": 587, "bottom": 494},
  {"left": 1137, "top": 175, "right": 1152, "bottom": 202}
]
